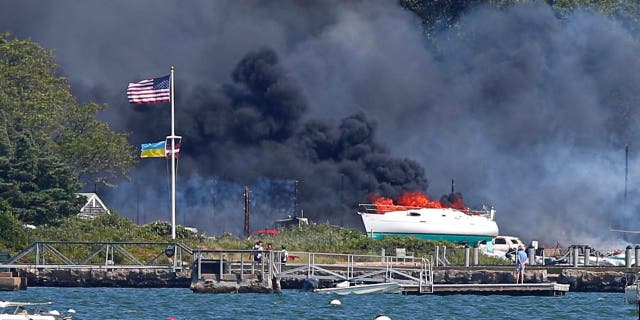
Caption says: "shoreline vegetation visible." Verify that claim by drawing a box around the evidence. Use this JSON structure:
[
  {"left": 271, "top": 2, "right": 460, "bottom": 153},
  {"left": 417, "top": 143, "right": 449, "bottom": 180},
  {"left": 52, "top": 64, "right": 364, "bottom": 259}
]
[{"left": 1, "top": 212, "right": 511, "bottom": 266}]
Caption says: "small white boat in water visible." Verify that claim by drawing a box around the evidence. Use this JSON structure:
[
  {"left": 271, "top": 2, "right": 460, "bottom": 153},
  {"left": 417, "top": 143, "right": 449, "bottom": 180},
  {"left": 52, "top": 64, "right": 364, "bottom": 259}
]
[
  {"left": 315, "top": 282, "right": 402, "bottom": 295},
  {"left": 0, "top": 301, "right": 75, "bottom": 320}
]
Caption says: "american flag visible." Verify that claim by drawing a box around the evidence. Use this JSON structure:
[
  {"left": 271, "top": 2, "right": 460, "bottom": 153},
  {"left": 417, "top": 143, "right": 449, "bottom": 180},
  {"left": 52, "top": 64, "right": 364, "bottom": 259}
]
[{"left": 127, "top": 74, "right": 171, "bottom": 104}]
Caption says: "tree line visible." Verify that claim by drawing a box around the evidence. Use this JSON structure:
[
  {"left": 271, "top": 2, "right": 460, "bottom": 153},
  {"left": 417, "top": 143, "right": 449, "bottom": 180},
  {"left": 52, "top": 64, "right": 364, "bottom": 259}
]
[{"left": 0, "top": 32, "right": 137, "bottom": 249}]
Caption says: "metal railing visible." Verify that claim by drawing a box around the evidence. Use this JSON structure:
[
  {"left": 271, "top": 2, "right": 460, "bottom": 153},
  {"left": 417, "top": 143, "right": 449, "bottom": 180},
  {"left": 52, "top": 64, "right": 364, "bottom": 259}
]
[
  {"left": 1, "top": 241, "right": 192, "bottom": 271},
  {"left": 191, "top": 249, "right": 432, "bottom": 290}
]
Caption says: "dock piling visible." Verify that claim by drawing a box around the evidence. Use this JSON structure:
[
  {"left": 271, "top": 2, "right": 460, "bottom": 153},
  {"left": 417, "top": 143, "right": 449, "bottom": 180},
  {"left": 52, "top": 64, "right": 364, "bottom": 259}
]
[
  {"left": 472, "top": 245, "right": 479, "bottom": 266},
  {"left": 584, "top": 247, "right": 590, "bottom": 267},
  {"left": 464, "top": 245, "right": 470, "bottom": 267}
]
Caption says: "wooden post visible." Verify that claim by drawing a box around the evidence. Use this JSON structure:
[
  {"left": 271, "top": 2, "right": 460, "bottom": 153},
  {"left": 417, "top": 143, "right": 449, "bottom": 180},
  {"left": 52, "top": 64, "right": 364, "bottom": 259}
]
[
  {"left": 243, "top": 186, "right": 250, "bottom": 237},
  {"left": 219, "top": 252, "right": 223, "bottom": 280},
  {"left": 197, "top": 253, "right": 201, "bottom": 280},
  {"left": 240, "top": 253, "right": 244, "bottom": 281}
]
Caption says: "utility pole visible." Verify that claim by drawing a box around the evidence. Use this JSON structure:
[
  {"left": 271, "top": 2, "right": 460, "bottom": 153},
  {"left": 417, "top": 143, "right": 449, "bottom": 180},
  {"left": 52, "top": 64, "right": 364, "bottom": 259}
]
[
  {"left": 625, "top": 144, "right": 629, "bottom": 212},
  {"left": 243, "top": 186, "right": 250, "bottom": 238},
  {"left": 294, "top": 180, "right": 299, "bottom": 216}
]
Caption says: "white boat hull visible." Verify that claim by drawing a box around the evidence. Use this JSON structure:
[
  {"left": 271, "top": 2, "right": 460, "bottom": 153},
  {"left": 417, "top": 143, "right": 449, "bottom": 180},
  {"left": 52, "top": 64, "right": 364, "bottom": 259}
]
[
  {"left": 0, "top": 315, "right": 59, "bottom": 320},
  {"left": 315, "top": 282, "right": 402, "bottom": 295},
  {"left": 0, "top": 301, "right": 73, "bottom": 320},
  {"left": 359, "top": 207, "right": 499, "bottom": 243}
]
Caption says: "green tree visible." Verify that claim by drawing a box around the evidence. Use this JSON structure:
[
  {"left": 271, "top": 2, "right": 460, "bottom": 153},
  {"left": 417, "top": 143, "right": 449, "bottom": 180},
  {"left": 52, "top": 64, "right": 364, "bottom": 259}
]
[
  {"left": 0, "top": 199, "right": 27, "bottom": 251},
  {"left": 1, "top": 123, "right": 82, "bottom": 225},
  {"left": 400, "top": 0, "right": 640, "bottom": 38},
  {"left": 57, "top": 102, "right": 138, "bottom": 188},
  {"left": 0, "top": 32, "right": 138, "bottom": 224}
]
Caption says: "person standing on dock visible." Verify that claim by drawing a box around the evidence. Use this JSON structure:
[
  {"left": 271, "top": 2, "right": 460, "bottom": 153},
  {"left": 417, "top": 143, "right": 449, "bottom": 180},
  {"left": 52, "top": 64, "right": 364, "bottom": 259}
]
[
  {"left": 281, "top": 245, "right": 289, "bottom": 266},
  {"left": 253, "top": 240, "right": 264, "bottom": 264},
  {"left": 515, "top": 245, "right": 528, "bottom": 284}
]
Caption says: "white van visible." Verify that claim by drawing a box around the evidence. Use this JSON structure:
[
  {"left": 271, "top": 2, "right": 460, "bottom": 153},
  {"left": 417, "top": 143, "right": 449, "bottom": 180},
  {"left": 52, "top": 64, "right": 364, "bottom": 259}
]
[{"left": 491, "top": 236, "right": 525, "bottom": 253}]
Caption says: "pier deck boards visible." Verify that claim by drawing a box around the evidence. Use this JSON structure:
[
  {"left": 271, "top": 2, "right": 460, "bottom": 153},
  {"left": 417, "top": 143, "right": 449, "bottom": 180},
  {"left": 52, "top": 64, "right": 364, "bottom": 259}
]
[{"left": 401, "top": 282, "right": 569, "bottom": 296}]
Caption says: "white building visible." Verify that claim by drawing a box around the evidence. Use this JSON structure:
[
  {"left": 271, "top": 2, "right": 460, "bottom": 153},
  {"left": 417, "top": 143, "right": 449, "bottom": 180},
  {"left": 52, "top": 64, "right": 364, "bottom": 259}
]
[{"left": 77, "top": 193, "right": 110, "bottom": 219}]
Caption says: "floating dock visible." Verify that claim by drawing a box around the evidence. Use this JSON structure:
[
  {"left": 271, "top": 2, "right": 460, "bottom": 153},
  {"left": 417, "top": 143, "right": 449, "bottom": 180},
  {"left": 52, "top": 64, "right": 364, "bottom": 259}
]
[{"left": 401, "top": 282, "right": 569, "bottom": 296}]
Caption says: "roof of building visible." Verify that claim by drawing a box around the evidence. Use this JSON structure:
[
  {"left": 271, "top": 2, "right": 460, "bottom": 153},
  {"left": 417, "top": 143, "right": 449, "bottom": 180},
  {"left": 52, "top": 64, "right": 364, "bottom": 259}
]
[{"left": 76, "top": 193, "right": 110, "bottom": 219}]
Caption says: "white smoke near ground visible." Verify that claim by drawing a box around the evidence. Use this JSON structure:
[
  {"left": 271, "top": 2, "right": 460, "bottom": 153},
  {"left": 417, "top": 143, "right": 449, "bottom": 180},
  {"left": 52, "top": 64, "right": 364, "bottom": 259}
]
[{"left": 1, "top": 1, "right": 640, "bottom": 250}]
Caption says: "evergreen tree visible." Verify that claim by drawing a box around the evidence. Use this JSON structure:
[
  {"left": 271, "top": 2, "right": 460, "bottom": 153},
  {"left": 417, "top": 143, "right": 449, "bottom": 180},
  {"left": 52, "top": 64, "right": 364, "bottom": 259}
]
[
  {"left": 0, "top": 200, "right": 27, "bottom": 251},
  {"left": 0, "top": 32, "right": 137, "bottom": 225}
]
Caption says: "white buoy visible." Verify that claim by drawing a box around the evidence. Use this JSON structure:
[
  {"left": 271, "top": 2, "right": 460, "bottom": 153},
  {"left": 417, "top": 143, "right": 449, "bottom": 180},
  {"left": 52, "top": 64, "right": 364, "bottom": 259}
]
[
  {"left": 330, "top": 299, "right": 341, "bottom": 305},
  {"left": 374, "top": 315, "right": 391, "bottom": 320}
]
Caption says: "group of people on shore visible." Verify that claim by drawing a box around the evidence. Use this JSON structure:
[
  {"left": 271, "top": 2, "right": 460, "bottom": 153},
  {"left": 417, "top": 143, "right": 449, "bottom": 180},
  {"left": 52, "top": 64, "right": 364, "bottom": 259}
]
[{"left": 252, "top": 240, "right": 288, "bottom": 265}]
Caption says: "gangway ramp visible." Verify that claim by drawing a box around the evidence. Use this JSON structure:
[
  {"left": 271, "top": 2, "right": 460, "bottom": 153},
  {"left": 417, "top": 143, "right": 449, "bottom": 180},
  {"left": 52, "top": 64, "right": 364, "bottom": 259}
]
[{"left": 276, "top": 252, "right": 432, "bottom": 293}]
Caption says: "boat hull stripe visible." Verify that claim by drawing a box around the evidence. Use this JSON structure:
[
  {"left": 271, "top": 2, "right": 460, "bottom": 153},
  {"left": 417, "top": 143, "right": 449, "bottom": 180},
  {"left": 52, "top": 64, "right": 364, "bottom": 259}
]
[{"left": 367, "top": 232, "right": 492, "bottom": 243}]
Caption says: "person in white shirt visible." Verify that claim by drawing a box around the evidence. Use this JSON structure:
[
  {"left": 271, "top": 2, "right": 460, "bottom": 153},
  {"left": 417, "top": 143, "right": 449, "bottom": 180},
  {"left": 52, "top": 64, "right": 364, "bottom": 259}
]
[{"left": 281, "top": 245, "right": 289, "bottom": 265}]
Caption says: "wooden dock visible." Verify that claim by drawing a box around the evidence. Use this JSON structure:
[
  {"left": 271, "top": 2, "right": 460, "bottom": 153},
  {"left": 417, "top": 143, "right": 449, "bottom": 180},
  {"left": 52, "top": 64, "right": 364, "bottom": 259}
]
[{"left": 401, "top": 282, "right": 569, "bottom": 296}]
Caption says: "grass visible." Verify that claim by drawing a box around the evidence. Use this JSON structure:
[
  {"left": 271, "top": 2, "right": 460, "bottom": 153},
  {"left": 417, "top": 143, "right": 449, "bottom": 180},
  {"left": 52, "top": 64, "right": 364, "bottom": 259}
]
[{"left": 1, "top": 213, "right": 512, "bottom": 266}]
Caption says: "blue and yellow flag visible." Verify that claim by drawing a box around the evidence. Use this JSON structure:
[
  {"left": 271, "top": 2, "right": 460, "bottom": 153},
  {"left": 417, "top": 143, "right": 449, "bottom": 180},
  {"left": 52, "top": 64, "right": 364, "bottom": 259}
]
[{"left": 140, "top": 141, "right": 166, "bottom": 158}]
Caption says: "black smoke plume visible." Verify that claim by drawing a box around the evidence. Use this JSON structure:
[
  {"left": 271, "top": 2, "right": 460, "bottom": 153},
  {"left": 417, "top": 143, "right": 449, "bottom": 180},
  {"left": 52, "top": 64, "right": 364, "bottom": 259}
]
[{"left": 117, "top": 47, "right": 428, "bottom": 233}]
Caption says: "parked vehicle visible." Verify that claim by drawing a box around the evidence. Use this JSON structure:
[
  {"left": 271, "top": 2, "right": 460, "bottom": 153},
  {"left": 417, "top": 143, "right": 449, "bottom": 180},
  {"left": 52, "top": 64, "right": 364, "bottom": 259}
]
[
  {"left": 478, "top": 235, "right": 525, "bottom": 261},
  {"left": 491, "top": 236, "right": 525, "bottom": 253}
]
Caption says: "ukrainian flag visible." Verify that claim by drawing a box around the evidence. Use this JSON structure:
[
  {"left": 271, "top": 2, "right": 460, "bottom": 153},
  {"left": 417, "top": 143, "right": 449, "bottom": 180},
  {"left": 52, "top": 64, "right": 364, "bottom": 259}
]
[{"left": 140, "top": 141, "right": 166, "bottom": 158}]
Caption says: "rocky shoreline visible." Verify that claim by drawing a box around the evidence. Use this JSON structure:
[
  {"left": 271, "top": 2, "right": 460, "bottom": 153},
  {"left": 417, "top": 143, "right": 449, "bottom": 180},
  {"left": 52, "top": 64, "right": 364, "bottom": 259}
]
[{"left": 17, "top": 266, "right": 635, "bottom": 292}]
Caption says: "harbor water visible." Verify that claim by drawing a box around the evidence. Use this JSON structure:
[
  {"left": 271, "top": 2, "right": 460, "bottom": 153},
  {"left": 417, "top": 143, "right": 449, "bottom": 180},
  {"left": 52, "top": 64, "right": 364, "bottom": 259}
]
[{"left": 0, "top": 287, "right": 634, "bottom": 319}]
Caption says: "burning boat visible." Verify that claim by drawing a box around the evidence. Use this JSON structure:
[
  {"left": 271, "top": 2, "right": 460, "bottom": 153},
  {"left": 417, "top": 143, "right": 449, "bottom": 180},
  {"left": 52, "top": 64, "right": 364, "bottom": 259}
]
[{"left": 357, "top": 192, "right": 499, "bottom": 244}]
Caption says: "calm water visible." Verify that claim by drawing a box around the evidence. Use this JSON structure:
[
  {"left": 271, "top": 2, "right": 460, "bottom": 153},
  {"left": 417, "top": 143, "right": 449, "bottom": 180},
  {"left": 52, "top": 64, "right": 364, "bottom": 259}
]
[{"left": 0, "top": 287, "right": 635, "bottom": 319}]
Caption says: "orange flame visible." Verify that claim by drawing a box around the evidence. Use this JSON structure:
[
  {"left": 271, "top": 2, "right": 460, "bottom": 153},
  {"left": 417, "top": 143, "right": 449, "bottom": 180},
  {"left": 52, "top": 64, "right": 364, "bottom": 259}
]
[
  {"left": 397, "top": 192, "right": 443, "bottom": 208},
  {"left": 449, "top": 198, "right": 466, "bottom": 210},
  {"left": 370, "top": 191, "right": 468, "bottom": 213}
]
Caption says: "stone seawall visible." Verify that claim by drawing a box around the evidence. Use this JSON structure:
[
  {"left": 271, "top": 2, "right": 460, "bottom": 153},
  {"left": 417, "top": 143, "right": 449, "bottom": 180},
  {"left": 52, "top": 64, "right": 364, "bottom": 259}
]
[
  {"left": 429, "top": 267, "right": 630, "bottom": 292},
  {"left": 26, "top": 268, "right": 190, "bottom": 288},
  {"left": 21, "top": 267, "right": 634, "bottom": 292},
  {"left": 556, "top": 268, "right": 628, "bottom": 292}
]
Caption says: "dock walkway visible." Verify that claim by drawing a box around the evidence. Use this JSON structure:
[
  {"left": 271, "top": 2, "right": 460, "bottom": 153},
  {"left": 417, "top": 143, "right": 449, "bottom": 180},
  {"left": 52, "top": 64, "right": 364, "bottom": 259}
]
[
  {"left": 403, "top": 282, "right": 569, "bottom": 296},
  {"left": 0, "top": 242, "right": 572, "bottom": 295},
  {"left": 191, "top": 249, "right": 568, "bottom": 295}
]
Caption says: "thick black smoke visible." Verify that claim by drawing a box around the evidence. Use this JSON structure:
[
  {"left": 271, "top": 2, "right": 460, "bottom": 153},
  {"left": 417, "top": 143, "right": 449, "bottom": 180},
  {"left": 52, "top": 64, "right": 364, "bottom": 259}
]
[
  {"left": 3, "top": 1, "right": 640, "bottom": 249},
  {"left": 117, "top": 47, "right": 428, "bottom": 232}
]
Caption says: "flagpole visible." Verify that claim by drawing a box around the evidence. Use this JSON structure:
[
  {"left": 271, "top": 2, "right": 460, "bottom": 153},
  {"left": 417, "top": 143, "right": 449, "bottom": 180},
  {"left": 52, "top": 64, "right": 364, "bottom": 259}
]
[{"left": 170, "top": 66, "right": 176, "bottom": 240}]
